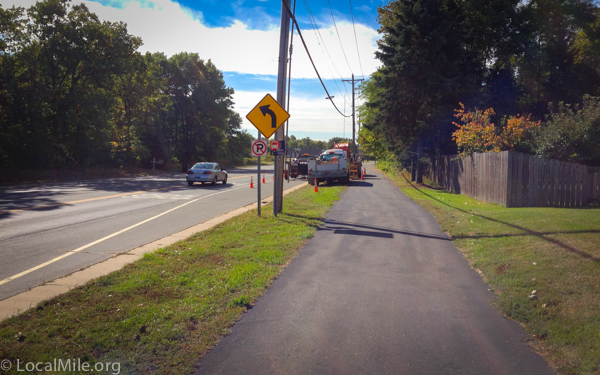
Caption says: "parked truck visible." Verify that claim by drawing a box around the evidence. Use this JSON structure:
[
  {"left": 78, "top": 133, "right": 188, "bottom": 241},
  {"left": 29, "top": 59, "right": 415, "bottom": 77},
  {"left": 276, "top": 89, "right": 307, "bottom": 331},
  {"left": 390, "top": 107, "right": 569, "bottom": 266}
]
[
  {"left": 285, "top": 154, "right": 315, "bottom": 179},
  {"left": 333, "top": 143, "right": 362, "bottom": 180},
  {"left": 307, "top": 149, "right": 349, "bottom": 185}
]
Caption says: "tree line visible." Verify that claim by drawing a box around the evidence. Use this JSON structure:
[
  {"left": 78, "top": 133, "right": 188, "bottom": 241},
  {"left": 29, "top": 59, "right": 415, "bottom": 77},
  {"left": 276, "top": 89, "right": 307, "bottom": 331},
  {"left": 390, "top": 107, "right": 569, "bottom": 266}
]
[
  {"left": 0, "top": 0, "right": 252, "bottom": 174},
  {"left": 359, "top": 0, "right": 600, "bottom": 182},
  {"left": 285, "top": 136, "right": 351, "bottom": 153}
]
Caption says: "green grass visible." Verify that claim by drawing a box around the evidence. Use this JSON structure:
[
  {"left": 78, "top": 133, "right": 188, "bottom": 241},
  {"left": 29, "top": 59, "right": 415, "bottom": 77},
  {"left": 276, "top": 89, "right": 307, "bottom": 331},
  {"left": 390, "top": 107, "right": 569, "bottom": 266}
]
[
  {"left": 242, "top": 156, "right": 274, "bottom": 166},
  {"left": 0, "top": 184, "right": 345, "bottom": 374},
  {"left": 380, "top": 167, "right": 600, "bottom": 375}
]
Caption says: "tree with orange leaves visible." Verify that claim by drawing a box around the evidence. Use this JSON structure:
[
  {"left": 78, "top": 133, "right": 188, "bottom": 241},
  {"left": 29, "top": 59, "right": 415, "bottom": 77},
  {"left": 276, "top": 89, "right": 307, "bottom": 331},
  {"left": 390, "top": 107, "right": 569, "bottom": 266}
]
[{"left": 452, "top": 103, "right": 539, "bottom": 158}]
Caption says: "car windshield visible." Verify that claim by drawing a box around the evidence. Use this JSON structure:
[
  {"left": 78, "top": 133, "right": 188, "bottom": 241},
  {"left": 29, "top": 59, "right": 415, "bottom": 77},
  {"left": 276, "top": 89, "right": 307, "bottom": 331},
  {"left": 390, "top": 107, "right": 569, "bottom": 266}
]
[{"left": 192, "top": 163, "right": 214, "bottom": 170}]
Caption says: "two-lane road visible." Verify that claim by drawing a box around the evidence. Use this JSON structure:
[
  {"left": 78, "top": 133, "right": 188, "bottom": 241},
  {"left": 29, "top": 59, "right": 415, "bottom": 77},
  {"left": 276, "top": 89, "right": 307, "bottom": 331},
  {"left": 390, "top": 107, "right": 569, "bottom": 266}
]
[{"left": 0, "top": 168, "right": 306, "bottom": 301}]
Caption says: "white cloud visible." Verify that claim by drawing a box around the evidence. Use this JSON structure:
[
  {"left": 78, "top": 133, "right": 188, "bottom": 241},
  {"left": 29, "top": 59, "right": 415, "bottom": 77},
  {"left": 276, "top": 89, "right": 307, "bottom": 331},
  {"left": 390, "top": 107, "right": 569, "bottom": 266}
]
[
  {"left": 5, "top": 0, "right": 378, "bottom": 139},
  {"left": 5, "top": 0, "right": 380, "bottom": 79}
]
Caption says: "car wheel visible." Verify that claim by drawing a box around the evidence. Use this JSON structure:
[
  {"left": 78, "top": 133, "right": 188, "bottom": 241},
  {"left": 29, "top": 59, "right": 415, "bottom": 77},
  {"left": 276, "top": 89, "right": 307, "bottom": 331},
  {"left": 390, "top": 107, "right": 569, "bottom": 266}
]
[
  {"left": 222, "top": 175, "right": 227, "bottom": 185},
  {"left": 187, "top": 181, "right": 193, "bottom": 186},
  {"left": 211, "top": 176, "right": 217, "bottom": 186}
]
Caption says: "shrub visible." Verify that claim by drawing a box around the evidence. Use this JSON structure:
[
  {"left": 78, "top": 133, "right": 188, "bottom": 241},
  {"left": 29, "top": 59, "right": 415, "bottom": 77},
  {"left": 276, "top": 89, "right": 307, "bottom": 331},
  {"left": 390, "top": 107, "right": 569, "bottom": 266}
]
[{"left": 534, "top": 95, "right": 600, "bottom": 166}]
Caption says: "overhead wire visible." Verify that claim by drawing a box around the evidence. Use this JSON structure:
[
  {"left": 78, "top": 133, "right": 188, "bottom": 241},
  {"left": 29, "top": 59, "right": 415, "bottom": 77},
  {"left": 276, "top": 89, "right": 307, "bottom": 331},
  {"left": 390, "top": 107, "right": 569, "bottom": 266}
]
[
  {"left": 302, "top": 0, "right": 351, "bottom": 107},
  {"left": 282, "top": 0, "right": 351, "bottom": 118},
  {"left": 326, "top": 0, "right": 353, "bottom": 74},
  {"left": 348, "top": 0, "right": 365, "bottom": 80}
]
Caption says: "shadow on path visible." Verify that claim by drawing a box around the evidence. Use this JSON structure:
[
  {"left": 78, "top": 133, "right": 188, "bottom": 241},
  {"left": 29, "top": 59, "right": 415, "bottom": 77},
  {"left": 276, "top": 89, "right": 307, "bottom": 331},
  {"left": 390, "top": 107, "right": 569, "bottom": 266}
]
[{"left": 319, "top": 219, "right": 451, "bottom": 241}]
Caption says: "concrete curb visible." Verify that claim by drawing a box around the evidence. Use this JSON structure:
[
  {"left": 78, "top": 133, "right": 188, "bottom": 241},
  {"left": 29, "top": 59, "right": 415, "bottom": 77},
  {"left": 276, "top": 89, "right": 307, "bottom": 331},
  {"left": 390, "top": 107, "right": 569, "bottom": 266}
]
[{"left": 0, "top": 182, "right": 308, "bottom": 321}]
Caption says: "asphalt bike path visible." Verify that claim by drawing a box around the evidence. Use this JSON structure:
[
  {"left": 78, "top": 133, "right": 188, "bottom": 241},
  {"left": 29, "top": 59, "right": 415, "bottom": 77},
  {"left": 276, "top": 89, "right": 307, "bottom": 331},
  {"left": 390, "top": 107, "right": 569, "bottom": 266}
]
[{"left": 195, "top": 162, "right": 555, "bottom": 375}]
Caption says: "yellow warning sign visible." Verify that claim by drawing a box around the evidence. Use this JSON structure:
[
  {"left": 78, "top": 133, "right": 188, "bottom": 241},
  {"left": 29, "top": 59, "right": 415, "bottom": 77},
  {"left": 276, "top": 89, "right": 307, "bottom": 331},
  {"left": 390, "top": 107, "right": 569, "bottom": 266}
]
[{"left": 246, "top": 93, "right": 290, "bottom": 139}]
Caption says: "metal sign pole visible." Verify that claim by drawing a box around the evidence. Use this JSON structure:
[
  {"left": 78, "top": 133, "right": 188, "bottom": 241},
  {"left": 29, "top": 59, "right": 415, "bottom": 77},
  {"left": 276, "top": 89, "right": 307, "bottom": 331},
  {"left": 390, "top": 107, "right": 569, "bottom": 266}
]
[{"left": 257, "top": 132, "right": 262, "bottom": 217}]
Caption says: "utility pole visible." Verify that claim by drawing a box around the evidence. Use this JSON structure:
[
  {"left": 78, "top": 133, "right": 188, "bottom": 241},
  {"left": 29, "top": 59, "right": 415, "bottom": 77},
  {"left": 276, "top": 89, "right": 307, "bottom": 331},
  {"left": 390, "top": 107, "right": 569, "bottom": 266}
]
[
  {"left": 342, "top": 73, "right": 363, "bottom": 158},
  {"left": 274, "top": 0, "right": 291, "bottom": 215}
]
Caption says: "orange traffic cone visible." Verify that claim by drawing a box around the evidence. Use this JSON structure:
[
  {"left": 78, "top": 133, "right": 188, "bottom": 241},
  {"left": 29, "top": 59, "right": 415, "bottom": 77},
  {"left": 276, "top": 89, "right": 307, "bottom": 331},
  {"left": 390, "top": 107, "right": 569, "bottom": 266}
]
[
  {"left": 361, "top": 171, "right": 364, "bottom": 180},
  {"left": 272, "top": 173, "right": 274, "bottom": 181},
  {"left": 364, "top": 168, "right": 366, "bottom": 176},
  {"left": 314, "top": 182, "right": 318, "bottom": 193},
  {"left": 250, "top": 176, "right": 254, "bottom": 188},
  {"left": 262, "top": 173, "right": 266, "bottom": 184}
]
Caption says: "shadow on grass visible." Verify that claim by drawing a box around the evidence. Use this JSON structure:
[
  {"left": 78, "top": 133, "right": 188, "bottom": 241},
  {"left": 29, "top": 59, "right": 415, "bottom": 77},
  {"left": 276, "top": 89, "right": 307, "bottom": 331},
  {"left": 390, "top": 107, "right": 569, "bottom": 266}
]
[
  {"left": 278, "top": 213, "right": 324, "bottom": 231},
  {"left": 399, "top": 173, "right": 600, "bottom": 263}
]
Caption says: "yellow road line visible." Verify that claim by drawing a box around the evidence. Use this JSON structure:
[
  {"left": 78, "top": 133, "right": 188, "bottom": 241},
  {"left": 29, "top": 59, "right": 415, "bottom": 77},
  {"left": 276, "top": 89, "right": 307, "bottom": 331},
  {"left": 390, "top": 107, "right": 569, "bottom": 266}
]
[
  {"left": 0, "top": 186, "right": 247, "bottom": 286},
  {"left": 1, "top": 175, "right": 252, "bottom": 214}
]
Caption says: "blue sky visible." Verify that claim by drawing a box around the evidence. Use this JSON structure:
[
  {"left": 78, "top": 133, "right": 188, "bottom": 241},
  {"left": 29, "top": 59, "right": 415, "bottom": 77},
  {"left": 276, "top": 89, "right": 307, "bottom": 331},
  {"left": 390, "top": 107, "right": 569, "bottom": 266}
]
[{"left": 8, "top": 0, "right": 384, "bottom": 141}]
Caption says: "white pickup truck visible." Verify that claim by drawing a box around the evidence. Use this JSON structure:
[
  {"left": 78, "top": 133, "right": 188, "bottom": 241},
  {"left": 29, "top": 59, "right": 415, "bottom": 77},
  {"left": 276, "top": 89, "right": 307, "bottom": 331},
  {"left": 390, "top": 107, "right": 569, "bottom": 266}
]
[{"left": 307, "top": 149, "right": 350, "bottom": 185}]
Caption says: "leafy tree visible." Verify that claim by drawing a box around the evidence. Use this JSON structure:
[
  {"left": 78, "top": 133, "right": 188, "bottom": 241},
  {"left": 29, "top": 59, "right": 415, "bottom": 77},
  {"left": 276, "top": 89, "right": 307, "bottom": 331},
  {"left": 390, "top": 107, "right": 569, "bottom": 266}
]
[
  {"left": 571, "top": 8, "right": 600, "bottom": 96},
  {"left": 164, "top": 53, "right": 237, "bottom": 166},
  {"left": 0, "top": 0, "right": 247, "bottom": 175},
  {"left": 0, "top": 0, "right": 141, "bottom": 169},
  {"left": 372, "top": 0, "right": 482, "bottom": 182},
  {"left": 285, "top": 134, "right": 298, "bottom": 150},
  {"left": 0, "top": 5, "right": 27, "bottom": 169},
  {"left": 515, "top": 0, "right": 599, "bottom": 117},
  {"left": 362, "top": 0, "right": 600, "bottom": 173},
  {"left": 452, "top": 103, "right": 540, "bottom": 158},
  {"left": 357, "top": 126, "right": 386, "bottom": 161},
  {"left": 534, "top": 95, "right": 600, "bottom": 165},
  {"left": 110, "top": 52, "right": 167, "bottom": 167}
]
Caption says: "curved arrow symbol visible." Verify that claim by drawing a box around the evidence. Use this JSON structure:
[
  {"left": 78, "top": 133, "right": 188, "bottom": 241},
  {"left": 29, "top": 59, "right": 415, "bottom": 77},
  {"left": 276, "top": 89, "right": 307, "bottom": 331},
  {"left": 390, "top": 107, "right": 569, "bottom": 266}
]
[{"left": 259, "top": 105, "right": 277, "bottom": 128}]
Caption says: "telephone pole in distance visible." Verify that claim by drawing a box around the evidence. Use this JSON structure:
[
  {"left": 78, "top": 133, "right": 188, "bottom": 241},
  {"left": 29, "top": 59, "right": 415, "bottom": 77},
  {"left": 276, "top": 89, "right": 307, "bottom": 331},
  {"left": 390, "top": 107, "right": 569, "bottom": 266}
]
[{"left": 342, "top": 73, "right": 364, "bottom": 158}]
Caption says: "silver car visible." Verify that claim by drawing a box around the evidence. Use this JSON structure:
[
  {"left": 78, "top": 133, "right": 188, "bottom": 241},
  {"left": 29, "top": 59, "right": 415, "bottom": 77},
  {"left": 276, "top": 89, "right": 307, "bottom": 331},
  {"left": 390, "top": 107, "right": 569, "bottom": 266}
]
[{"left": 186, "top": 162, "right": 228, "bottom": 186}]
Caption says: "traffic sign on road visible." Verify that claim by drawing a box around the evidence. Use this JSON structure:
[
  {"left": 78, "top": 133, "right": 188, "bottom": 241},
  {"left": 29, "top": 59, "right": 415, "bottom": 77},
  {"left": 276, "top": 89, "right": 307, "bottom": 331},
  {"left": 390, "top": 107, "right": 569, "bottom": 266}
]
[
  {"left": 269, "top": 140, "right": 285, "bottom": 155},
  {"left": 246, "top": 94, "right": 290, "bottom": 139},
  {"left": 269, "top": 140, "right": 280, "bottom": 152},
  {"left": 251, "top": 139, "right": 268, "bottom": 157}
]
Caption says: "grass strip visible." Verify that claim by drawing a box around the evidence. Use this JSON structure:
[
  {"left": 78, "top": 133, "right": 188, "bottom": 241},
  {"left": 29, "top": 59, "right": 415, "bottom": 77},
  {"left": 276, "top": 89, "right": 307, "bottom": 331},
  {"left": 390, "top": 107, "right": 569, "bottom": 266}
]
[
  {"left": 378, "top": 165, "right": 600, "bottom": 375},
  {"left": 0, "top": 184, "right": 345, "bottom": 374}
]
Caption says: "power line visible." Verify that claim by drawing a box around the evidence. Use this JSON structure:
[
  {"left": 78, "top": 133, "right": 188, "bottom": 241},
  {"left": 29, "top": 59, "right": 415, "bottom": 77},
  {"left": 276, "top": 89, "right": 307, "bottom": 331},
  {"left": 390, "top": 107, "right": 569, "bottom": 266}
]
[
  {"left": 348, "top": 0, "right": 365, "bottom": 80},
  {"left": 282, "top": 0, "right": 351, "bottom": 118},
  {"left": 302, "top": 0, "right": 351, "bottom": 106},
  {"left": 326, "top": 0, "right": 353, "bottom": 74}
]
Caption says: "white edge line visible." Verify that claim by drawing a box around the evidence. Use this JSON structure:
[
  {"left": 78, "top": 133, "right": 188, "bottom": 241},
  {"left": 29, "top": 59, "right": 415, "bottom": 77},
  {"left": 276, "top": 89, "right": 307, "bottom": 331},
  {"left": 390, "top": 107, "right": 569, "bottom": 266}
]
[{"left": 0, "top": 186, "right": 247, "bottom": 286}]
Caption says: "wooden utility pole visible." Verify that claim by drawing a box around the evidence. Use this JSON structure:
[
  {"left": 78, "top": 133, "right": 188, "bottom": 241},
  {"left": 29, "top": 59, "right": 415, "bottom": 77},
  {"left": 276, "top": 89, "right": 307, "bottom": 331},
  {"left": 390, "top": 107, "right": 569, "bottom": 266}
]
[
  {"left": 342, "top": 74, "right": 363, "bottom": 158},
  {"left": 272, "top": 0, "right": 291, "bottom": 216}
]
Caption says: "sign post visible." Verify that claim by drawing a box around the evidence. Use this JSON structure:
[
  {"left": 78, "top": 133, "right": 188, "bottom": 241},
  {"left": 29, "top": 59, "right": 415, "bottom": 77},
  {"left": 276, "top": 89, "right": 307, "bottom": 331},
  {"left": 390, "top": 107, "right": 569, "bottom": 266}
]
[
  {"left": 257, "top": 134, "right": 261, "bottom": 216},
  {"left": 246, "top": 93, "right": 290, "bottom": 217},
  {"left": 251, "top": 138, "right": 268, "bottom": 216}
]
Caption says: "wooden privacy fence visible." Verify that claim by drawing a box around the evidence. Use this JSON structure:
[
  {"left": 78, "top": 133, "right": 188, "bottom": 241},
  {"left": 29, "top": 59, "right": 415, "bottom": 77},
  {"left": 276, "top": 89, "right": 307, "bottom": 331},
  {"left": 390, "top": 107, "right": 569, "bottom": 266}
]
[{"left": 429, "top": 151, "right": 600, "bottom": 207}]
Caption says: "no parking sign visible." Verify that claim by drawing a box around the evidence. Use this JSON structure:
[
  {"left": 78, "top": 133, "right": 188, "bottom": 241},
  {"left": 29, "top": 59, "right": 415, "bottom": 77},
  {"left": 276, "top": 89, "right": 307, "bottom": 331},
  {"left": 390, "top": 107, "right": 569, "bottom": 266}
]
[{"left": 251, "top": 140, "right": 268, "bottom": 157}]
